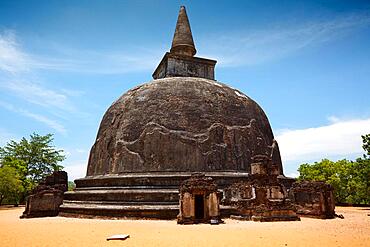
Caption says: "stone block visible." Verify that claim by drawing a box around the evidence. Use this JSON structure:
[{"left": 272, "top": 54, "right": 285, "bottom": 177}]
[
  {"left": 21, "top": 171, "right": 68, "bottom": 218},
  {"left": 290, "top": 181, "right": 335, "bottom": 219}
]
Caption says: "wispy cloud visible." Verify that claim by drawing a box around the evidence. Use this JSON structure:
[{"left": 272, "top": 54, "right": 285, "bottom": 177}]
[
  {"left": 276, "top": 117, "right": 370, "bottom": 166},
  {"left": 0, "top": 30, "right": 31, "bottom": 73},
  {"left": 0, "top": 29, "right": 162, "bottom": 75},
  {"left": 2, "top": 80, "right": 71, "bottom": 109},
  {"left": 2, "top": 12, "right": 370, "bottom": 74},
  {"left": 1, "top": 80, "right": 75, "bottom": 112},
  {"left": 0, "top": 100, "right": 66, "bottom": 134},
  {"left": 199, "top": 12, "right": 370, "bottom": 67},
  {"left": 41, "top": 49, "right": 163, "bottom": 74},
  {"left": 0, "top": 30, "right": 88, "bottom": 131},
  {"left": 0, "top": 30, "right": 63, "bottom": 73}
]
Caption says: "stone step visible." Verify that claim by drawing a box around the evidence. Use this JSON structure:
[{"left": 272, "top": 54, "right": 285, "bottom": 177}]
[
  {"left": 72, "top": 188, "right": 179, "bottom": 193},
  {"left": 59, "top": 202, "right": 179, "bottom": 219},
  {"left": 75, "top": 172, "right": 250, "bottom": 188},
  {"left": 59, "top": 200, "right": 237, "bottom": 219},
  {"left": 64, "top": 189, "right": 179, "bottom": 202},
  {"left": 75, "top": 186, "right": 179, "bottom": 191},
  {"left": 63, "top": 200, "right": 178, "bottom": 206},
  {"left": 61, "top": 202, "right": 179, "bottom": 210}
]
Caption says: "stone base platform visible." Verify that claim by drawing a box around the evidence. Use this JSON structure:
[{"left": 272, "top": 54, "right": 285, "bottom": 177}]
[
  {"left": 60, "top": 202, "right": 179, "bottom": 219},
  {"left": 229, "top": 206, "right": 300, "bottom": 222},
  {"left": 251, "top": 210, "right": 301, "bottom": 222},
  {"left": 59, "top": 172, "right": 251, "bottom": 219}
]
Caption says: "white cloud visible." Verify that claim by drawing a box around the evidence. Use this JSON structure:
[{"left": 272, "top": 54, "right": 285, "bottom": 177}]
[
  {"left": 276, "top": 118, "right": 370, "bottom": 165},
  {"left": 0, "top": 30, "right": 91, "bottom": 131},
  {"left": 0, "top": 31, "right": 78, "bottom": 113},
  {"left": 0, "top": 30, "right": 60, "bottom": 73},
  {"left": 63, "top": 160, "right": 87, "bottom": 181},
  {"left": 21, "top": 111, "right": 67, "bottom": 135},
  {"left": 0, "top": 29, "right": 162, "bottom": 75},
  {"left": 59, "top": 147, "right": 89, "bottom": 180},
  {"left": 0, "top": 100, "right": 66, "bottom": 134},
  {"left": 0, "top": 30, "right": 31, "bottom": 73},
  {"left": 38, "top": 48, "right": 163, "bottom": 75},
  {"left": 1, "top": 80, "right": 75, "bottom": 113},
  {"left": 2, "top": 12, "right": 370, "bottom": 75},
  {"left": 199, "top": 12, "right": 370, "bottom": 67}
]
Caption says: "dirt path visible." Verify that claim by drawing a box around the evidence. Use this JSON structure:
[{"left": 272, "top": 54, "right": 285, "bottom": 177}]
[{"left": 0, "top": 206, "right": 369, "bottom": 247}]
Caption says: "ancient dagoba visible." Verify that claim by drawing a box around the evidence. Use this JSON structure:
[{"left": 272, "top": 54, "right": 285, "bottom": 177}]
[{"left": 60, "top": 6, "right": 334, "bottom": 222}]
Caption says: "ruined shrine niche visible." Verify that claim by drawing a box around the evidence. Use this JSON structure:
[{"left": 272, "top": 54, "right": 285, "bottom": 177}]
[{"left": 177, "top": 174, "right": 222, "bottom": 224}]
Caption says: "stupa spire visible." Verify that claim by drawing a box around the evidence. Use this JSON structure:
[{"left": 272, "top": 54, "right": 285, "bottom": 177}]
[
  {"left": 152, "top": 6, "right": 216, "bottom": 80},
  {"left": 170, "top": 6, "right": 196, "bottom": 57}
]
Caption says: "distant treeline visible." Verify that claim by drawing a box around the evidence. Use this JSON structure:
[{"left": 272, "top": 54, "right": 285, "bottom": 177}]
[{"left": 298, "top": 134, "right": 370, "bottom": 205}]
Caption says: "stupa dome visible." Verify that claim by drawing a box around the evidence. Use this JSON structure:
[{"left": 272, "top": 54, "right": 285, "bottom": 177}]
[
  {"left": 28, "top": 1, "right": 329, "bottom": 220},
  {"left": 60, "top": 6, "right": 296, "bottom": 220},
  {"left": 86, "top": 76, "right": 283, "bottom": 176}
]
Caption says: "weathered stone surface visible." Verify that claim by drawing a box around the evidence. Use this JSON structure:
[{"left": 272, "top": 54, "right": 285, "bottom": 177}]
[
  {"left": 289, "top": 181, "right": 335, "bottom": 219},
  {"left": 87, "top": 78, "right": 282, "bottom": 176},
  {"left": 170, "top": 6, "right": 196, "bottom": 57},
  {"left": 153, "top": 6, "right": 215, "bottom": 80},
  {"left": 221, "top": 157, "right": 300, "bottom": 222},
  {"left": 223, "top": 180, "right": 300, "bottom": 222},
  {"left": 152, "top": 52, "right": 216, "bottom": 80},
  {"left": 21, "top": 171, "right": 67, "bottom": 218}
]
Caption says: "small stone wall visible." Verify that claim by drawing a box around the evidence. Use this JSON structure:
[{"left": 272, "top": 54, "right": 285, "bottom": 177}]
[
  {"left": 21, "top": 171, "right": 68, "bottom": 218},
  {"left": 223, "top": 181, "right": 300, "bottom": 222},
  {"left": 221, "top": 155, "right": 300, "bottom": 222},
  {"left": 289, "top": 181, "right": 335, "bottom": 219}
]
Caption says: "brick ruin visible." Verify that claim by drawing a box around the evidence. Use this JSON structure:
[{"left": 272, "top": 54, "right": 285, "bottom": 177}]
[
  {"left": 221, "top": 155, "right": 300, "bottom": 222},
  {"left": 289, "top": 181, "right": 335, "bottom": 219},
  {"left": 21, "top": 171, "right": 67, "bottom": 218},
  {"left": 177, "top": 156, "right": 335, "bottom": 222}
]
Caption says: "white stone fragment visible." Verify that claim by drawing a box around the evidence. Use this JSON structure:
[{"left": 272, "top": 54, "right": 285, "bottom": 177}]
[{"left": 106, "top": 234, "right": 130, "bottom": 241}]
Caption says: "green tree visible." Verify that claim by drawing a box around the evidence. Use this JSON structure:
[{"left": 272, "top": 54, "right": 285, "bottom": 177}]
[
  {"left": 298, "top": 159, "right": 369, "bottom": 204},
  {"left": 362, "top": 134, "right": 370, "bottom": 157},
  {"left": 0, "top": 165, "right": 23, "bottom": 205},
  {"left": 349, "top": 157, "right": 370, "bottom": 204},
  {"left": 298, "top": 134, "right": 370, "bottom": 204},
  {"left": 68, "top": 181, "right": 76, "bottom": 191},
  {"left": 0, "top": 133, "right": 65, "bottom": 199}
]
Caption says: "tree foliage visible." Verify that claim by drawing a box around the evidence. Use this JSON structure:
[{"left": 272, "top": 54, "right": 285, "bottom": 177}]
[
  {"left": 362, "top": 134, "right": 370, "bottom": 157},
  {"left": 0, "top": 133, "right": 65, "bottom": 203},
  {"left": 298, "top": 134, "right": 370, "bottom": 204},
  {"left": 0, "top": 165, "right": 23, "bottom": 205},
  {"left": 68, "top": 181, "right": 76, "bottom": 191}
]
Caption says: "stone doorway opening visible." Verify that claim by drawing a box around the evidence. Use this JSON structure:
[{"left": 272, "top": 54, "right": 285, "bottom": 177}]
[
  {"left": 177, "top": 174, "right": 222, "bottom": 224},
  {"left": 194, "top": 194, "right": 204, "bottom": 219}
]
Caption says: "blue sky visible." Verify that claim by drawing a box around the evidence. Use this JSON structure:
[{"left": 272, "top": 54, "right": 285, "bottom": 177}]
[{"left": 0, "top": 0, "right": 369, "bottom": 180}]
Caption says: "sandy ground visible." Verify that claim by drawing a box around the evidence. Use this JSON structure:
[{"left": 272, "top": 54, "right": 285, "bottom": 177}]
[{"left": 0, "top": 206, "right": 369, "bottom": 247}]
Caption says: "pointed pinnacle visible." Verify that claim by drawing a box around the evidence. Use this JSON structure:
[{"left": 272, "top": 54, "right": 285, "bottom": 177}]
[{"left": 170, "top": 6, "right": 196, "bottom": 57}]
